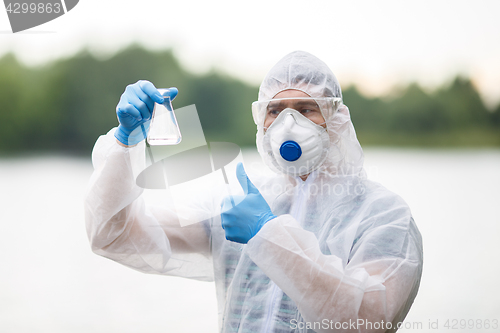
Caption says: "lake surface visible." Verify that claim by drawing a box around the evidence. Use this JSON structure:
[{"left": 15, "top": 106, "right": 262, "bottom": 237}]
[{"left": 0, "top": 148, "right": 499, "bottom": 332}]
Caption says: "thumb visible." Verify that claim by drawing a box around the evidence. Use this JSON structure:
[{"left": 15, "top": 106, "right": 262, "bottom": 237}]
[
  {"left": 163, "top": 87, "right": 179, "bottom": 101},
  {"left": 236, "top": 163, "right": 259, "bottom": 195}
]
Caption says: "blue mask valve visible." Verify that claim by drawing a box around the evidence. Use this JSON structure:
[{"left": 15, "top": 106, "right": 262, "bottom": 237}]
[{"left": 280, "top": 141, "right": 302, "bottom": 161}]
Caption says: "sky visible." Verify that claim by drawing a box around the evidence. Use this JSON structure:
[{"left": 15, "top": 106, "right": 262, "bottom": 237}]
[{"left": 1, "top": 0, "right": 499, "bottom": 107}]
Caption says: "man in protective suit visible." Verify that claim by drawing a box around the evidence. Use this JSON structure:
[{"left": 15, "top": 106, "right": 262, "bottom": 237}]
[{"left": 85, "top": 51, "right": 423, "bottom": 333}]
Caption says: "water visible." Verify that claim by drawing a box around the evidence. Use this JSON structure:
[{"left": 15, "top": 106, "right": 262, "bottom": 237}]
[
  {"left": 0, "top": 149, "right": 499, "bottom": 332},
  {"left": 362, "top": 149, "right": 500, "bottom": 332}
]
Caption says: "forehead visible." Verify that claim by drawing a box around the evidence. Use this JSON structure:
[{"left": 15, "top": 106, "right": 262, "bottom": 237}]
[
  {"left": 267, "top": 98, "right": 320, "bottom": 109},
  {"left": 268, "top": 89, "right": 320, "bottom": 109},
  {"left": 273, "top": 89, "right": 310, "bottom": 99}
]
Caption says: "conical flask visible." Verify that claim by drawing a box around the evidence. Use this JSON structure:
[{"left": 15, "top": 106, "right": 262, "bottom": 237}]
[{"left": 147, "top": 88, "right": 182, "bottom": 145}]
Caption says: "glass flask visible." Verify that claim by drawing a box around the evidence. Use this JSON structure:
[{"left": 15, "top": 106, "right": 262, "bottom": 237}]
[{"left": 147, "top": 88, "right": 182, "bottom": 145}]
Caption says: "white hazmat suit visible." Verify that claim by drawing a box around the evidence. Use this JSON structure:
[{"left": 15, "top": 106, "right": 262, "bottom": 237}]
[{"left": 85, "top": 51, "right": 423, "bottom": 333}]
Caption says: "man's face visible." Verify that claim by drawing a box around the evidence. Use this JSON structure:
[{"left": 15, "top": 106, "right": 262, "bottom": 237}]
[{"left": 264, "top": 89, "right": 326, "bottom": 129}]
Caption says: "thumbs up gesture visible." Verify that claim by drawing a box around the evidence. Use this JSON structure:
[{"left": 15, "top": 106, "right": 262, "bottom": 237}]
[{"left": 221, "top": 163, "right": 277, "bottom": 244}]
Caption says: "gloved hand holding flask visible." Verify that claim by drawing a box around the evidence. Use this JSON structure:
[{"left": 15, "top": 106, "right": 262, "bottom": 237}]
[
  {"left": 221, "top": 163, "right": 277, "bottom": 244},
  {"left": 114, "top": 80, "right": 178, "bottom": 146}
]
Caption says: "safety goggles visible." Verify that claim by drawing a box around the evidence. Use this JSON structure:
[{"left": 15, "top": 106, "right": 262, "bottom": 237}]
[{"left": 251, "top": 97, "right": 342, "bottom": 128}]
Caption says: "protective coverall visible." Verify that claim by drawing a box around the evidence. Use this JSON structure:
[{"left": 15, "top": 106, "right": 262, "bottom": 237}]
[{"left": 85, "top": 51, "right": 423, "bottom": 333}]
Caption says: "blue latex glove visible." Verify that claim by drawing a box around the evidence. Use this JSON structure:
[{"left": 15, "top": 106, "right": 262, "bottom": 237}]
[
  {"left": 221, "top": 163, "right": 277, "bottom": 244},
  {"left": 114, "top": 80, "right": 178, "bottom": 146}
]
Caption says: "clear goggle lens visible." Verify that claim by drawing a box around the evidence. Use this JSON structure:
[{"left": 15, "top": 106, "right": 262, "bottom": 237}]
[{"left": 251, "top": 97, "right": 342, "bottom": 127}]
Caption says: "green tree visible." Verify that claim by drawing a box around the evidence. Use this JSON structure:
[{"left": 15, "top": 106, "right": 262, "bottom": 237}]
[
  {"left": 0, "top": 47, "right": 498, "bottom": 153},
  {"left": 434, "top": 76, "right": 490, "bottom": 129},
  {"left": 386, "top": 83, "right": 451, "bottom": 133}
]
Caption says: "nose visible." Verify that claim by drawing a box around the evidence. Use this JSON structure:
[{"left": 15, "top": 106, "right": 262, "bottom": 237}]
[{"left": 283, "top": 111, "right": 296, "bottom": 128}]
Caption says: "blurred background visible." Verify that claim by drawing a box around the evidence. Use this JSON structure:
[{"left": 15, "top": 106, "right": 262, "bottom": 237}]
[{"left": 0, "top": 0, "right": 499, "bottom": 332}]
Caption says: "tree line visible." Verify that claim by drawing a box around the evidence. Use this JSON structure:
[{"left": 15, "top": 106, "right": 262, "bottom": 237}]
[{"left": 0, "top": 45, "right": 498, "bottom": 155}]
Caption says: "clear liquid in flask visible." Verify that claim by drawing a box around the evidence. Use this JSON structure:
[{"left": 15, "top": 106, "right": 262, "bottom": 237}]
[{"left": 147, "top": 89, "right": 182, "bottom": 145}]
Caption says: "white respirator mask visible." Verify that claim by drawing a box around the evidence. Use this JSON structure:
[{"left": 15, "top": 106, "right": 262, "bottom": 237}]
[{"left": 262, "top": 108, "right": 330, "bottom": 177}]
